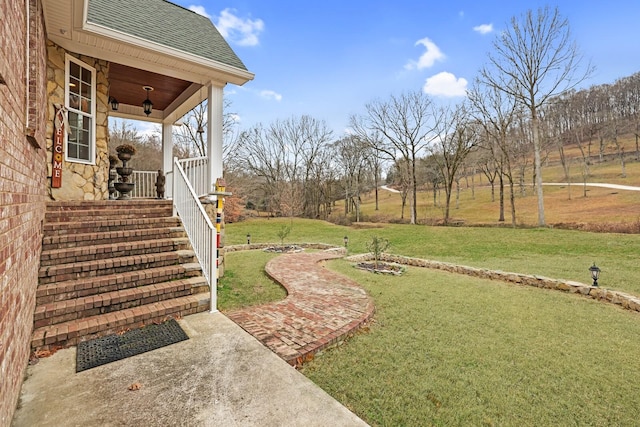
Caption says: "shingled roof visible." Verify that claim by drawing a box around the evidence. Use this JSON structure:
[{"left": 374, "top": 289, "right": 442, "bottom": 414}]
[{"left": 86, "top": 0, "right": 248, "bottom": 71}]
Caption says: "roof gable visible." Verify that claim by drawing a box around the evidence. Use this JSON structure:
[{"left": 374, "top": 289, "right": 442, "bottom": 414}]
[{"left": 86, "top": 0, "right": 247, "bottom": 71}]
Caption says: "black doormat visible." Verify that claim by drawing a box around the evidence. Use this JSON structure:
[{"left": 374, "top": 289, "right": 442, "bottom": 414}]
[{"left": 76, "top": 319, "right": 189, "bottom": 372}]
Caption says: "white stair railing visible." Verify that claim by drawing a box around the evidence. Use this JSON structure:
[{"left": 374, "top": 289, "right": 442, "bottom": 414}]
[
  {"left": 172, "top": 157, "right": 217, "bottom": 312},
  {"left": 178, "top": 156, "right": 209, "bottom": 197}
]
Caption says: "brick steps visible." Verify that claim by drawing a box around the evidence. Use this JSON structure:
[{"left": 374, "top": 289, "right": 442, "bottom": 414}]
[
  {"left": 43, "top": 216, "right": 182, "bottom": 236},
  {"left": 32, "top": 200, "right": 210, "bottom": 351},
  {"left": 31, "top": 294, "right": 210, "bottom": 349},
  {"left": 37, "top": 251, "right": 196, "bottom": 284},
  {"left": 45, "top": 207, "right": 173, "bottom": 223},
  {"left": 36, "top": 265, "right": 191, "bottom": 305},
  {"left": 40, "top": 237, "right": 191, "bottom": 266},
  {"left": 34, "top": 276, "right": 208, "bottom": 327},
  {"left": 42, "top": 226, "right": 185, "bottom": 250}
]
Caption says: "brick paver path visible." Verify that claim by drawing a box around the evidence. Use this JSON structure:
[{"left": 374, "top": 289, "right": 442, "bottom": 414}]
[{"left": 225, "top": 250, "right": 375, "bottom": 366}]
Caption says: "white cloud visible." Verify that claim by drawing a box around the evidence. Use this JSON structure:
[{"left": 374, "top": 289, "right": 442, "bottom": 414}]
[
  {"left": 260, "top": 90, "right": 282, "bottom": 102},
  {"left": 215, "top": 8, "right": 264, "bottom": 47},
  {"left": 423, "top": 72, "right": 468, "bottom": 97},
  {"left": 473, "top": 23, "right": 494, "bottom": 35},
  {"left": 188, "top": 5, "right": 211, "bottom": 19},
  {"left": 405, "top": 37, "right": 445, "bottom": 71}
]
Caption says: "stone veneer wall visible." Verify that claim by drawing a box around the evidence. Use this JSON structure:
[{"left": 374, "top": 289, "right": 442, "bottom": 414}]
[
  {"left": 347, "top": 253, "right": 640, "bottom": 313},
  {"left": 46, "top": 41, "right": 110, "bottom": 201},
  {"left": 0, "top": 0, "right": 48, "bottom": 424}
]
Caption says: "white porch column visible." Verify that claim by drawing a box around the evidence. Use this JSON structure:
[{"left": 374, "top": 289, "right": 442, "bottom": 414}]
[
  {"left": 162, "top": 122, "right": 173, "bottom": 198},
  {"left": 207, "top": 82, "right": 225, "bottom": 193}
]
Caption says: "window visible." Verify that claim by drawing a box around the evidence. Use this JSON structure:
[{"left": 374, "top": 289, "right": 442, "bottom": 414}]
[{"left": 65, "top": 56, "right": 95, "bottom": 163}]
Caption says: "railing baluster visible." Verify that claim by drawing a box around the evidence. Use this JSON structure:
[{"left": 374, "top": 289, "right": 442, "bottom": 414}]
[{"left": 172, "top": 158, "right": 217, "bottom": 312}]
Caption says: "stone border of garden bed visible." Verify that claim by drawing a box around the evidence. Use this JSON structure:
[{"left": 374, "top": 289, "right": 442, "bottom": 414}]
[{"left": 346, "top": 253, "right": 640, "bottom": 313}]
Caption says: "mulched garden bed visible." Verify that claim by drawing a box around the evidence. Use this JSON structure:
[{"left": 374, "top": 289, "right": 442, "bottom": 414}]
[
  {"left": 355, "top": 261, "right": 406, "bottom": 275},
  {"left": 263, "top": 245, "right": 304, "bottom": 253}
]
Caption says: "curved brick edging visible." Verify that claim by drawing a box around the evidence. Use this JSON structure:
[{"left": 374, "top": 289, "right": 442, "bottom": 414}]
[
  {"left": 225, "top": 250, "right": 375, "bottom": 367},
  {"left": 346, "top": 253, "right": 640, "bottom": 313}
]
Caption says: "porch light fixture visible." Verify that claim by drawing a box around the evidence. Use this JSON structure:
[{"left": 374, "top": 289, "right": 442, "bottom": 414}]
[
  {"left": 344, "top": 236, "right": 349, "bottom": 247},
  {"left": 142, "top": 86, "right": 153, "bottom": 116},
  {"left": 108, "top": 96, "right": 119, "bottom": 111},
  {"left": 589, "top": 263, "right": 601, "bottom": 287}
]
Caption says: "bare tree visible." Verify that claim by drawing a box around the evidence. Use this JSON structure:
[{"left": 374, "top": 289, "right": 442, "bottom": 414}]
[
  {"left": 429, "top": 104, "right": 478, "bottom": 224},
  {"left": 236, "top": 124, "right": 285, "bottom": 215},
  {"left": 387, "top": 158, "right": 411, "bottom": 219},
  {"left": 468, "top": 82, "right": 519, "bottom": 226},
  {"left": 173, "top": 99, "right": 240, "bottom": 162},
  {"left": 236, "top": 115, "right": 333, "bottom": 218},
  {"left": 356, "top": 131, "right": 385, "bottom": 211},
  {"left": 480, "top": 6, "right": 593, "bottom": 226},
  {"left": 333, "top": 135, "right": 368, "bottom": 222},
  {"left": 350, "top": 90, "right": 435, "bottom": 224}
]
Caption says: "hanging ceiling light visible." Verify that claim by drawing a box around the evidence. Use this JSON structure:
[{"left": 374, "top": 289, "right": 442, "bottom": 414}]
[
  {"left": 108, "top": 96, "right": 119, "bottom": 111},
  {"left": 142, "top": 86, "right": 153, "bottom": 116}
]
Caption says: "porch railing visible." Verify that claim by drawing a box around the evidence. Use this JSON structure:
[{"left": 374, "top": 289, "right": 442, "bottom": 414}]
[
  {"left": 172, "top": 157, "right": 217, "bottom": 311},
  {"left": 130, "top": 171, "right": 158, "bottom": 198},
  {"left": 177, "top": 156, "right": 209, "bottom": 197}
]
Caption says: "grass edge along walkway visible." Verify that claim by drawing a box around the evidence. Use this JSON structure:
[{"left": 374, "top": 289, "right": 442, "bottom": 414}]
[
  {"left": 225, "top": 248, "right": 375, "bottom": 367},
  {"left": 223, "top": 244, "right": 640, "bottom": 369}
]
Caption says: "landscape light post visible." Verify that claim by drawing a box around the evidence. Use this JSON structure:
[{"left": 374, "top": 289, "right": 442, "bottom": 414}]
[
  {"left": 343, "top": 236, "right": 349, "bottom": 248},
  {"left": 589, "top": 263, "right": 601, "bottom": 287},
  {"left": 247, "top": 234, "right": 251, "bottom": 245}
]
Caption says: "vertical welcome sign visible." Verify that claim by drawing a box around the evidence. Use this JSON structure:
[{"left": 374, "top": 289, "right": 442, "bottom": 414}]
[{"left": 52, "top": 107, "right": 65, "bottom": 188}]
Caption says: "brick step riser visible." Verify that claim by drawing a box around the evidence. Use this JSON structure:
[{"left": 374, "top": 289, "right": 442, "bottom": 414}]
[
  {"left": 39, "top": 241, "right": 191, "bottom": 267},
  {"left": 42, "top": 229, "right": 186, "bottom": 251},
  {"left": 38, "top": 257, "right": 195, "bottom": 285},
  {"left": 46, "top": 201, "right": 172, "bottom": 210},
  {"left": 43, "top": 219, "right": 182, "bottom": 236},
  {"left": 44, "top": 211, "right": 173, "bottom": 223},
  {"left": 36, "top": 268, "right": 193, "bottom": 305},
  {"left": 35, "top": 288, "right": 201, "bottom": 328},
  {"left": 31, "top": 296, "right": 210, "bottom": 351}
]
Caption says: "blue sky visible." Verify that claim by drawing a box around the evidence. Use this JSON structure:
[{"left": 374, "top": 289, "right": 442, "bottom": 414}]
[{"left": 171, "top": 0, "right": 640, "bottom": 136}]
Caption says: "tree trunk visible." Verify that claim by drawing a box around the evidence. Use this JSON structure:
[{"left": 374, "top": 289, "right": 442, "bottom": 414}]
[
  {"left": 532, "top": 114, "right": 546, "bottom": 226},
  {"left": 508, "top": 176, "right": 516, "bottom": 227},
  {"left": 410, "top": 157, "right": 417, "bottom": 225},
  {"left": 433, "top": 183, "right": 437, "bottom": 207},
  {"left": 471, "top": 167, "right": 476, "bottom": 200},
  {"left": 498, "top": 172, "right": 505, "bottom": 222}
]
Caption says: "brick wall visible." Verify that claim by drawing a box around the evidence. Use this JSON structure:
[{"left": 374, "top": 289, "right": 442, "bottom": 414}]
[{"left": 0, "top": 0, "right": 48, "bottom": 424}]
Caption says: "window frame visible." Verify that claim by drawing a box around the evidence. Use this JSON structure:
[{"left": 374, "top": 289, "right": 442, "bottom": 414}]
[{"left": 64, "top": 55, "right": 96, "bottom": 165}]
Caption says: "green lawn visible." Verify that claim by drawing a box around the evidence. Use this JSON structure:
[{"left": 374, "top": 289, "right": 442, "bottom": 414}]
[
  {"left": 304, "top": 261, "right": 640, "bottom": 426},
  {"left": 226, "top": 218, "right": 640, "bottom": 295},
  {"left": 221, "top": 219, "right": 640, "bottom": 426}
]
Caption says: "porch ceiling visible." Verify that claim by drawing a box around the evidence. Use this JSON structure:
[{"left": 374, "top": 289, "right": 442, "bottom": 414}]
[
  {"left": 42, "top": 0, "right": 254, "bottom": 123},
  {"left": 108, "top": 63, "right": 193, "bottom": 113}
]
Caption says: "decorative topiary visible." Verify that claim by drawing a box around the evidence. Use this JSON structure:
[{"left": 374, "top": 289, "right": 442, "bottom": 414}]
[{"left": 115, "top": 144, "right": 137, "bottom": 155}]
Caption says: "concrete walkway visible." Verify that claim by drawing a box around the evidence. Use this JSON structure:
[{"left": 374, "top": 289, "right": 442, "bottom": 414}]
[
  {"left": 226, "top": 251, "right": 375, "bottom": 366},
  {"left": 12, "top": 311, "right": 368, "bottom": 426}
]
